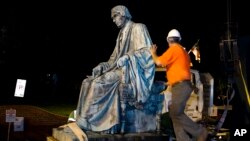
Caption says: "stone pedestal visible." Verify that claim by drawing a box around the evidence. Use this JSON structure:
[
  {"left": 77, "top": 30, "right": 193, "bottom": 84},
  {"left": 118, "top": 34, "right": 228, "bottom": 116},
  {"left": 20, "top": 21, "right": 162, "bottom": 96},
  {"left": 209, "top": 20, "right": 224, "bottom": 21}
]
[
  {"left": 52, "top": 127, "right": 79, "bottom": 141},
  {"left": 49, "top": 127, "right": 170, "bottom": 141}
]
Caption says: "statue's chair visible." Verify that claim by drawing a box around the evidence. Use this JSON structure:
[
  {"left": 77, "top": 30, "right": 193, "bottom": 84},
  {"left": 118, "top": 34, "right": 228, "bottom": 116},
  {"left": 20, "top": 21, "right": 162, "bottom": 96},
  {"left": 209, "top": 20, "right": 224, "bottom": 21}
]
[{"left": 116, "top": 66, "right": 166, "bottom": 134}]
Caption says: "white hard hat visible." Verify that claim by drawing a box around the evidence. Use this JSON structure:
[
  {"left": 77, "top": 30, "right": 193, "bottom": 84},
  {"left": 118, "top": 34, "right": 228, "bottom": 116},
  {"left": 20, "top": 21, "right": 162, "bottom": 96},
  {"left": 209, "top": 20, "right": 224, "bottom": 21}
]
[{"left": 167, "top": 29, "right": 181, "bottom": 41}]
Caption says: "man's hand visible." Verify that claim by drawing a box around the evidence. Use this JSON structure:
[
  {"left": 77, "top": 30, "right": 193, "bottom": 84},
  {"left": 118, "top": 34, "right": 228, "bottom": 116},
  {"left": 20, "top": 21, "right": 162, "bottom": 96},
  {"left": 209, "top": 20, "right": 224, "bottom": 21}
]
[
  {"left": 150, "top": 44, "right": 162, "bottom": 66},
  {"left": 117, "top": 55, "right": 129, "bottom": 68},
  {"left": 150, "top": 44, "right": 157, "bottom": 55}
]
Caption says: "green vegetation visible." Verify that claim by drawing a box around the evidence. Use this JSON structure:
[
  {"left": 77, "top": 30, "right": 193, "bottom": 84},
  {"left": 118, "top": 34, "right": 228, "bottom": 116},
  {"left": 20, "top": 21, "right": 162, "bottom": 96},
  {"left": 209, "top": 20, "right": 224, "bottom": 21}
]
[{"left": 39, "top": 103, "right": 77, "bottom": 117}]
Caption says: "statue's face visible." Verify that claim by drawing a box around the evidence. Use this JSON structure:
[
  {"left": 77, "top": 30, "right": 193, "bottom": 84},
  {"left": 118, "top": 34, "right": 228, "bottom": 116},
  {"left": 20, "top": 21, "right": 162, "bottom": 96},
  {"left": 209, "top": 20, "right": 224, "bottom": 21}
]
[{"left": 112, "top": 13, "right": 126, "bottom": 28}]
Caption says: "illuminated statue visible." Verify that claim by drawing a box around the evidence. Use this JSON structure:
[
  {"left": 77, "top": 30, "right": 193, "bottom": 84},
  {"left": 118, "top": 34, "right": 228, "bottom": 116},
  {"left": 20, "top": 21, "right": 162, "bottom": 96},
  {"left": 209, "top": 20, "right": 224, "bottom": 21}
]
[{"left": 67, "top": 5, "right": 164, "bottom": 135}]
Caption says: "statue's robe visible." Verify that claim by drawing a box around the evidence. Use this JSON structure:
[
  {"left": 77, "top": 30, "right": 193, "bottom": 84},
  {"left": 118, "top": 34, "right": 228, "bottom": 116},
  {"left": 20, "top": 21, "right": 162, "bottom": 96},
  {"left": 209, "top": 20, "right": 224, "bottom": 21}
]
[{"left": 75, "top": 20, "right": 162, "bottom": 132}]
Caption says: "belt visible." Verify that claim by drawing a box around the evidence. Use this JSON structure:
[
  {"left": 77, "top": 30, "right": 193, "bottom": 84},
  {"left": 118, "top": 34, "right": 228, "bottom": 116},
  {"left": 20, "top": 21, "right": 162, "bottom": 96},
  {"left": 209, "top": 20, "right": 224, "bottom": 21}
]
[{"left": 172, "top": 80, "right": 191, "bottom": 87}]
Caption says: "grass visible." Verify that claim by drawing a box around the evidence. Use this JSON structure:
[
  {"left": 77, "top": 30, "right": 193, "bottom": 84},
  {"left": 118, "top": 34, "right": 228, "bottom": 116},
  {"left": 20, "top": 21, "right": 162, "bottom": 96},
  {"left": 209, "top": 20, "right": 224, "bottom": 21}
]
[{"left": 37, "top": 103, "right": 77, "bottom": 117}]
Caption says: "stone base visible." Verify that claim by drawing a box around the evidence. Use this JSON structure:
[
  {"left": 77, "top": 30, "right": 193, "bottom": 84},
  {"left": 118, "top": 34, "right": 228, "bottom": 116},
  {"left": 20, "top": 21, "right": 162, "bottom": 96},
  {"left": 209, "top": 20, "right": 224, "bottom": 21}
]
[
  {"left": 47, "top": 136, "right": 59, "bottom": 141},
  {"left": 50, "top": 127, "right": 171, "bottom": 141}
]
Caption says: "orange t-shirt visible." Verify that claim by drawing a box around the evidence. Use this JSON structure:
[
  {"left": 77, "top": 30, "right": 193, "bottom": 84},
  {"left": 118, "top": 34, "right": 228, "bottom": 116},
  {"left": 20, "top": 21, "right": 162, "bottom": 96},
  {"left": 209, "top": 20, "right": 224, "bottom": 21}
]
[{"left": 157, "top": 43, "right": 191, "bottom": 86}]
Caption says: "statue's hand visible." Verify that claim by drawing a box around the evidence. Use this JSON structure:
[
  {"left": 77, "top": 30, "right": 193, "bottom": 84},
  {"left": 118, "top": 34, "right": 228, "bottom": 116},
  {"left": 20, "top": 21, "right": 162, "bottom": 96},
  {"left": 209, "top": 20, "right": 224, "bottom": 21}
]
[
  {"left": 92, "top": 65, "right": 103, "bottom": 78},
  {"left": 117, "top": 55, "right": 129, "bottom": 68}
]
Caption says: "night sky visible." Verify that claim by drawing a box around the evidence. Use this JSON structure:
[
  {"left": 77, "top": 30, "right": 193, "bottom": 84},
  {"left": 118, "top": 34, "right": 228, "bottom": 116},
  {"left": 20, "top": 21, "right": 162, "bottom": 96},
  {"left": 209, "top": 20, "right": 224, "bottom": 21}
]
[
  {"left": 0, "top": 1, "right": 249, "bottom": 69},
  {"left": 0, "top": 1, "right": 249, "bottom": 103}
]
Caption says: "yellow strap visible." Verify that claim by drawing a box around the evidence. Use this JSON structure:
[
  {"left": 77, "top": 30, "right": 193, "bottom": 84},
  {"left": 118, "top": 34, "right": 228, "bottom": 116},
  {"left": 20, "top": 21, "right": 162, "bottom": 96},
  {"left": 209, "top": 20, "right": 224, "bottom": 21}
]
[
  {"left": 238, "top": 60, "right": 250, "bottom": 107},
  {"left": 60, "top": 122, "right": 88, "bottom": 141}
]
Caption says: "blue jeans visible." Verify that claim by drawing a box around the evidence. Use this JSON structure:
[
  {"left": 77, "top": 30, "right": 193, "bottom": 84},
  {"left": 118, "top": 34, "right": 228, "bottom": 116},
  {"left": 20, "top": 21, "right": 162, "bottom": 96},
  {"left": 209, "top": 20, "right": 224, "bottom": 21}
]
[{"left": 169, "top": 81, "right": 203, "bottom": 141}]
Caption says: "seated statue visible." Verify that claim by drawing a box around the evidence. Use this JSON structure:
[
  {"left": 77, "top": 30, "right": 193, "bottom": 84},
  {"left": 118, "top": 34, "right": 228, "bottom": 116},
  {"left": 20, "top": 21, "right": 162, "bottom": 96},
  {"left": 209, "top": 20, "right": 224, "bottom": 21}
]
[{"left": 68, "top": 5, "right": 165, "bottom": 134}]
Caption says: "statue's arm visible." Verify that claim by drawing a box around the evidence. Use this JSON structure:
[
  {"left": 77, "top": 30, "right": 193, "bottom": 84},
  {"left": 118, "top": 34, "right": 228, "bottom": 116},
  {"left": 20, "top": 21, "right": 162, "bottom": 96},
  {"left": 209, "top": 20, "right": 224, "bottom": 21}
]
[{"left": 92, "top": 44, "right": 118, "bottom": 77}]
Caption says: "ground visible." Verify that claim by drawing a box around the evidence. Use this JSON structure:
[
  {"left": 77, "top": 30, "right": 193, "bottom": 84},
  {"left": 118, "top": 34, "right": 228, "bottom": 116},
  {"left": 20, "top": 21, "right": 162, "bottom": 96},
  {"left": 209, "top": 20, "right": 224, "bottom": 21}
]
[{"left": 0, "top": 105, "right": 68, "bottom": 141}]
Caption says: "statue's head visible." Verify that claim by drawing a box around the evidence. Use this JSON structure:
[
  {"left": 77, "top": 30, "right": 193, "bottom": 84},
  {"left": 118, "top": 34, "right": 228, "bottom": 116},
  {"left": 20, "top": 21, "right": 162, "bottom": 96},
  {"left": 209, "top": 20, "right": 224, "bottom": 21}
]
[{"left": 111, "top": 5, "right": 132, "bottom": 28}]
